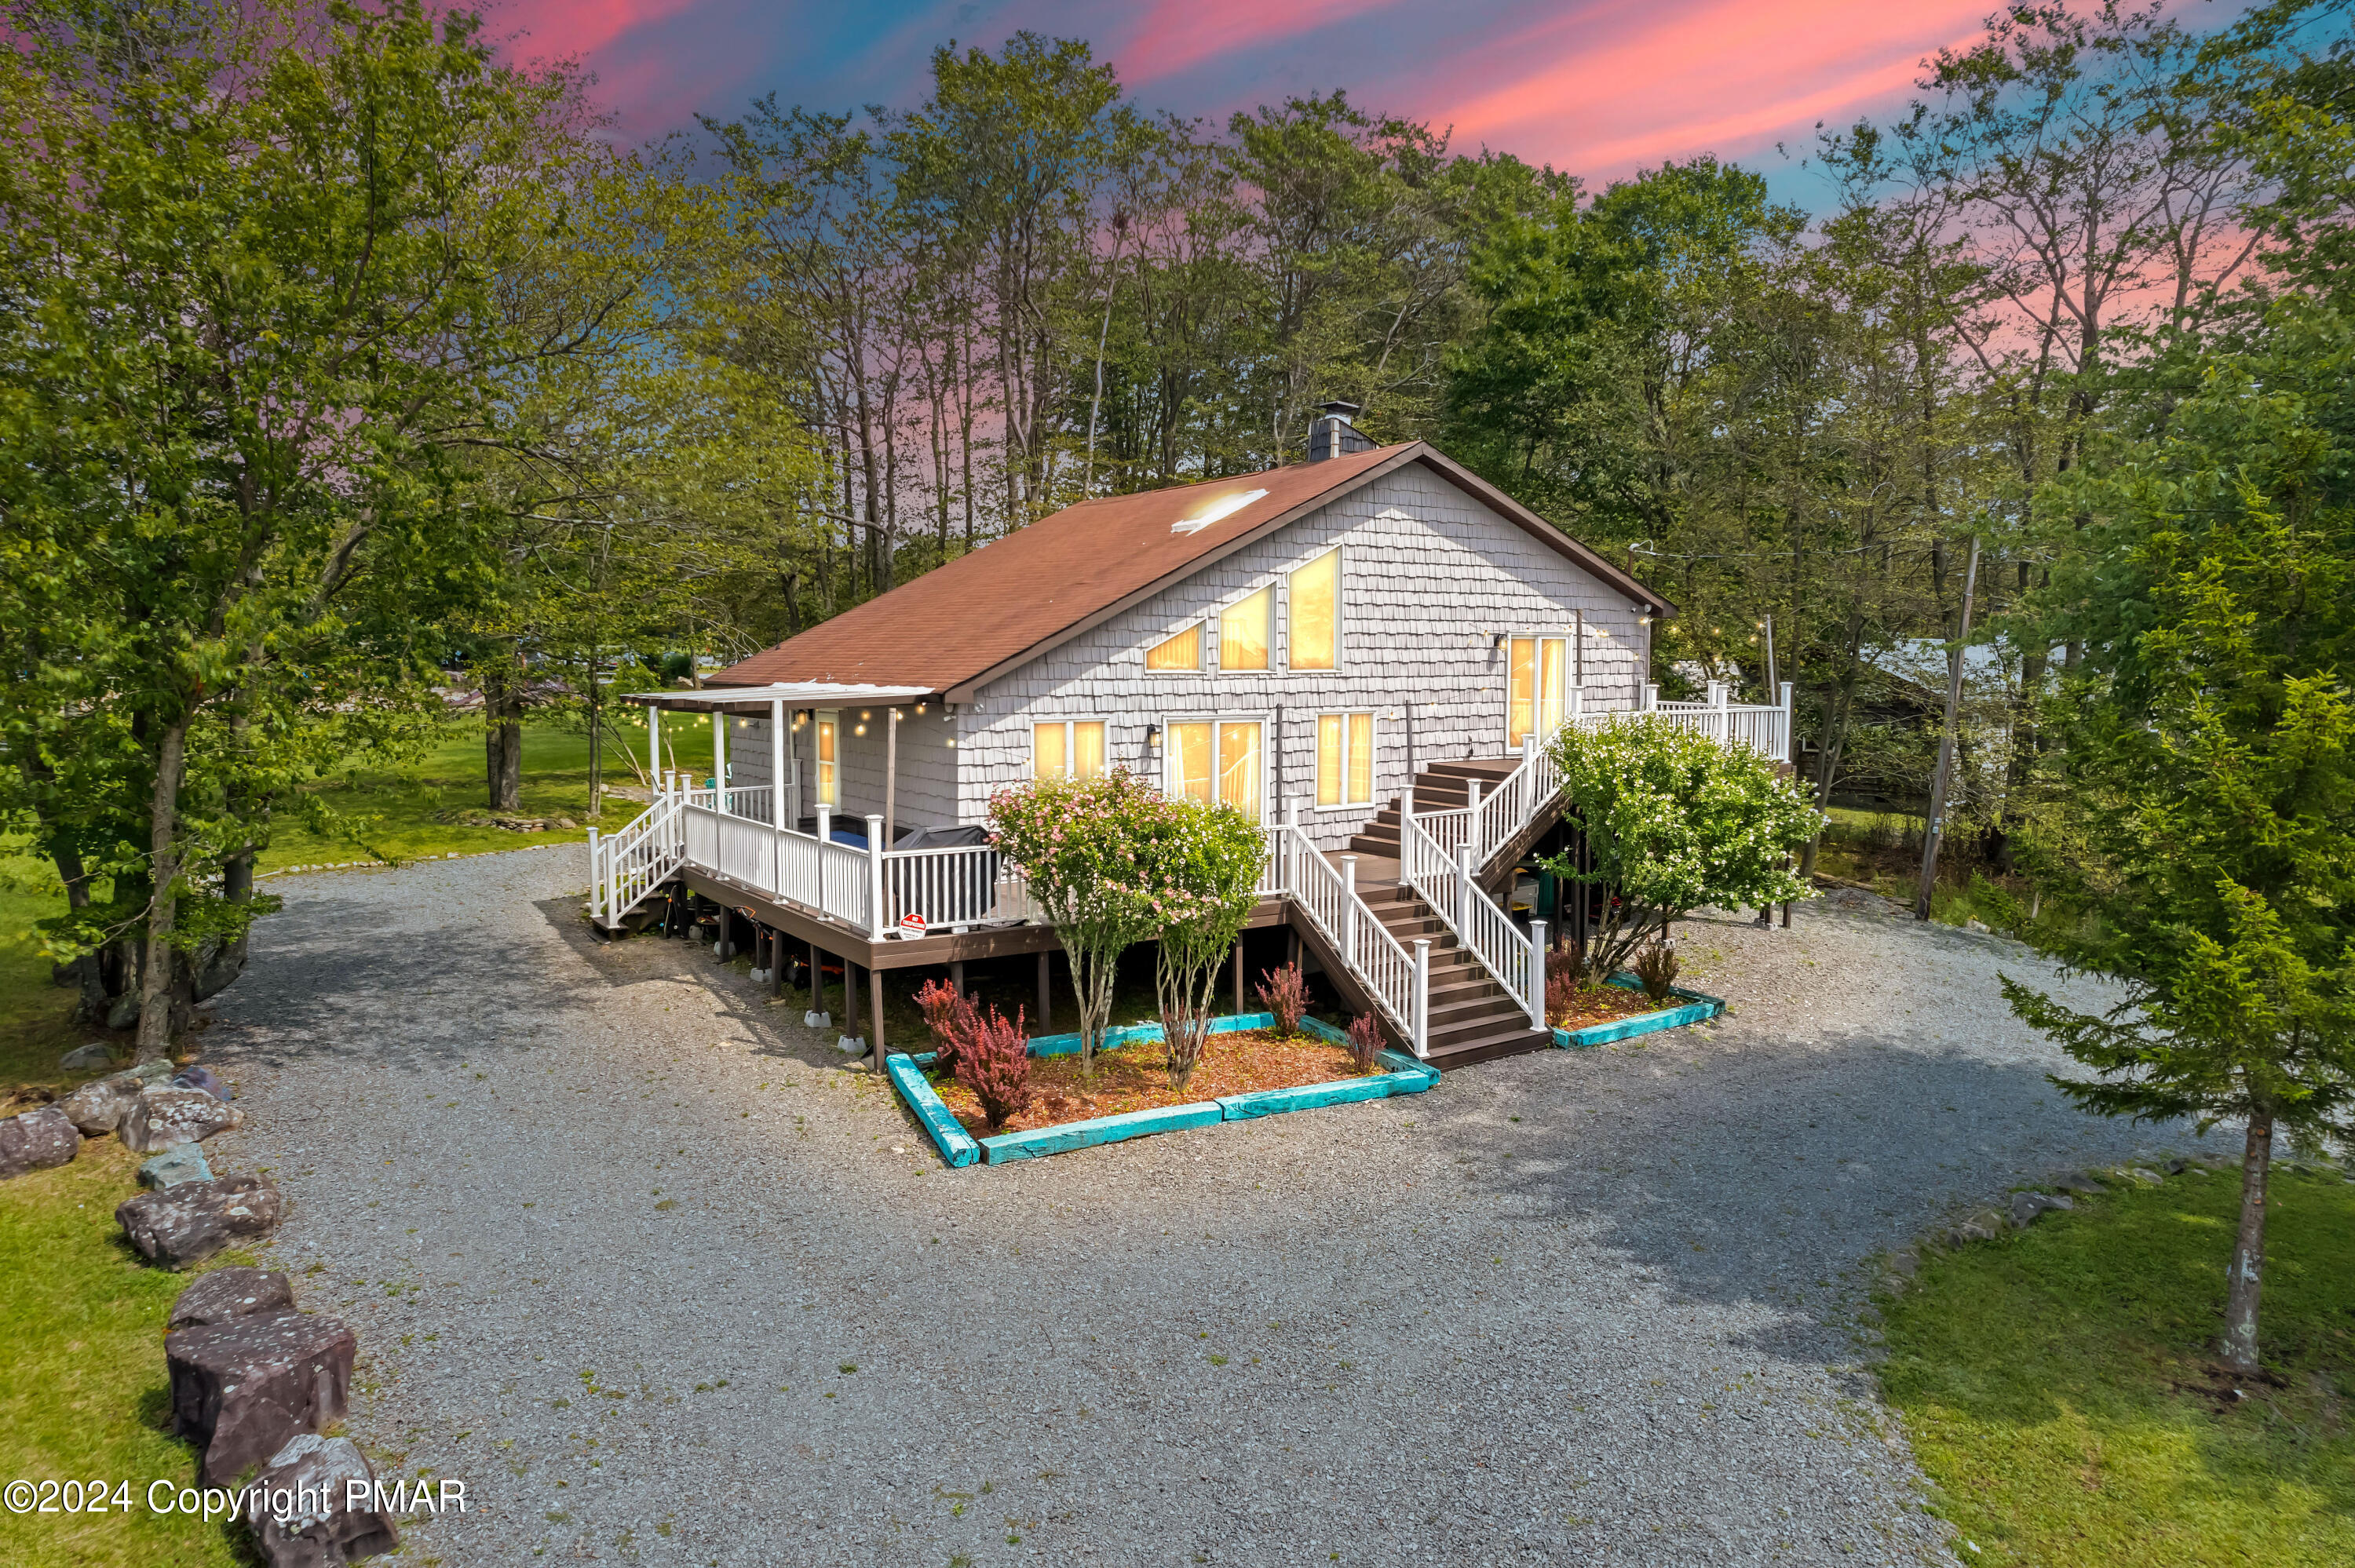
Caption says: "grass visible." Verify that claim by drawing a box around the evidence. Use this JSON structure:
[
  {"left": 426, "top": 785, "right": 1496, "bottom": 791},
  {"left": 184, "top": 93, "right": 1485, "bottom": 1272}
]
[
  {"left": 1877, "top": 1161, "right": 2355, "bottom": 1566},
  {"left": 0, "top": 1140, "right": 259, "bottom": 1568}
]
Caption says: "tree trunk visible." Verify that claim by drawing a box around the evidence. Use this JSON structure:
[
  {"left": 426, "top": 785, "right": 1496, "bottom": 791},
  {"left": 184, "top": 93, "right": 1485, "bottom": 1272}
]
[
  {"left": 2221, "top": 1113, "right": 2273, "bottom": 1373},
  {"left": 135, "top": 720, "right": 188, "bottom": 1060}
]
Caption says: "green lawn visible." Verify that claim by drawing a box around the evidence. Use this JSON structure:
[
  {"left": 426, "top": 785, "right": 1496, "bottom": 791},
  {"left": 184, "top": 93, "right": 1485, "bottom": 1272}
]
[
  {"left": 1878, "top": 1163, "right": 2355, "bottom": 1566},
  {"left": 0, "top": 1140, "right": 259, "bottom": 1568}
]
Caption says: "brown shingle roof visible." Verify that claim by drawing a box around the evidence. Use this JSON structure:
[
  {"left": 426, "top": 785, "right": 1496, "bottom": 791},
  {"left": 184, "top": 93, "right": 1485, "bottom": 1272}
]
[{"left": 711, "top": 442, "right": 1665, "bottom": 701}]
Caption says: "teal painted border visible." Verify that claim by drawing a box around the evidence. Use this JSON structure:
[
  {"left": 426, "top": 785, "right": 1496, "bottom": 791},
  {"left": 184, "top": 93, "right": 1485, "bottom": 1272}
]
[
  {"left": 883, "top": 1012, "right": 1438, "bottom": 1168},
  {"left": 883, "top": 1053, "right": 980, "bottom": 1168},
  {"left": 1551, "top": 974, "right": 1725, "bottom": 1049}
]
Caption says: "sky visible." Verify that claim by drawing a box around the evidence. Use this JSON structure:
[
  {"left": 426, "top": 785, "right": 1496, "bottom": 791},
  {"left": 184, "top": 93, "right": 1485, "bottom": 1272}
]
[{"left": 483, "top": 0, "right": 2032, "bottom": 205}]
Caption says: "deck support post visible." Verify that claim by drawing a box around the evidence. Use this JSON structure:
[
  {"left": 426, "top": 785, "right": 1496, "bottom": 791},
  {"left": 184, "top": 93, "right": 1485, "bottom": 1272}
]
[
  {"left": 809, "top": 940, "right": 822, "bottom": 1007},
  {"left": 1286, "top": 926, "right": 1301, "bottom": 970},
  {"left": 1526, "top": 918, "right": 1549, "bottom": 1030},
  {"left": 770, "top": 929, "right": 786, "bottom": 997},
  {"left": 949, "top": 959, "right": 965, "bottom": 997},
  {"left": 714, "top": 709, "right": 727, "bottom": 804},
  {"left": 868, "top": 965, "right": 885, "bottom": 1059},
  {"left": 648, "top": 706, "right": 660, "bottom": 789},
  {"left": 1232, "top": 942, "right": 1245, "bottom": 1016},
  {"left": 884, "top": 709, "right": 899, "bottom": 852},
  {"left": 845, "top": 959, "right": 860, "bottom": 1033},
  {"left": 1036, "top": 950, "right": 1053, "bottom": 1030},
  {"left": 866, "top": 815, "right": 888, "bottom": 939},
  {"left": 769, "top": 699, "right": 787, "bottom": 831}
]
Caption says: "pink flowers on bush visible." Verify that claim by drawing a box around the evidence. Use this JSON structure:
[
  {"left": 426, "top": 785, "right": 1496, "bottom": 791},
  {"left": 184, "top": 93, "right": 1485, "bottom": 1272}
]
[{"left": 953, "top": 1003, "right": 1032, "bottom": 1132}]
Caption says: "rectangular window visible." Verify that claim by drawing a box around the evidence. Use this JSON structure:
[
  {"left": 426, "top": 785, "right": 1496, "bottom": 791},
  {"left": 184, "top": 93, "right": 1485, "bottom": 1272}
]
[
  {"left": 1217, "top": 720, "right": 1263, "bottom": 822},
  {"left": 815, "top": 712, "right": 839, "bottom": 808},
  {"left": 1033, "top": 720, "right": 1108, "bottom": 780},
  {"left": 1507, "top": 636, "right": 1569, "bottom": 749},
  {"left": 1316, "top": 713, "right": 1375, "bottom": 808},
  {"left": 1288, "top": 548, "right": 1338, "bottom": 670},
  {"left": 1219, "top": 585, "right": 1272, "bottom": 672},
  {"left": 1145, "top": 623, "right": 1201, "bottom": 673},
  {"left": 1169, "top": 722, "right": 1213, "bottom": 803}
]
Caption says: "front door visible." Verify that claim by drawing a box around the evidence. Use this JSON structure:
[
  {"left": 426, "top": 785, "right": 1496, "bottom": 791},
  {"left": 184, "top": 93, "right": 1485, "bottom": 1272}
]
[
  {"left": 1507, "top": 636, "right": 1568, "bottom": 750},
  {"left": 815, "top": 711, "right": 839, "bottom": 808},
  {"left": 1167, "top": 720, "right": 1265, "bottom": 823}
]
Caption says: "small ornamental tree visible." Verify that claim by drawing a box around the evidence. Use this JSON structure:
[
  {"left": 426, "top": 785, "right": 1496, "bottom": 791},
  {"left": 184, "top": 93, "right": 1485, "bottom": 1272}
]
[
  {"left": 1541, "top": 718, "right": 1819, "bottom": 986},
  {"left": 1136, "top": 794, "right": 1265, "bottom": 1092},
  {"left": 988, "top": 769, "right": 1166, "bottom": 1074}
]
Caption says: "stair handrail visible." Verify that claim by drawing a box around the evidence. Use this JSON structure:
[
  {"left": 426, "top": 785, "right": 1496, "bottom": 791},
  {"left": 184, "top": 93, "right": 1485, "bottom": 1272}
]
[
  {"left": 587, "top": 786, "right": 688, "bottom": 927},
  {"left": 1400, "top": 803, "right": 1547, "bottom": 1032},
  {"left": 1284, "top": 830, "right": 1428, "bottom": 1058}
]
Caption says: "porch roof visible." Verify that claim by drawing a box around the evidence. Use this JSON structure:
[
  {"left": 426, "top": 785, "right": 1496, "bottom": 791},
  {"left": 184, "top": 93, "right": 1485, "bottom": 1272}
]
[{"left": 621, "top": 681, "right": 937, "bottom": 715}]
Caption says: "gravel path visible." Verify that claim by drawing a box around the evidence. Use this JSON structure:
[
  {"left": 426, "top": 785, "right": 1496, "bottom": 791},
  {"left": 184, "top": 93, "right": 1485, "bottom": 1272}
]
[{"left": 193, "top": 852, "right": 2206, "bottom": 1567}]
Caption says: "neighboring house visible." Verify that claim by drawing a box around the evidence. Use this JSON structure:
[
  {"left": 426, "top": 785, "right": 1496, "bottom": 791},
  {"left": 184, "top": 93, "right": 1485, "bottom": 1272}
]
[{"left": 590, "top": 410, "right": 1791, "bottom": 1070}]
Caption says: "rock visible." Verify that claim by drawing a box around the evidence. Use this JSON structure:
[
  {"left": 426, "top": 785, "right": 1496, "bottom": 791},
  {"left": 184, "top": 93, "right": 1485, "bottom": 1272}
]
[
  {"left": 126, "top": 1056, "right": 179, "bottom": 1084},
  {"left": 2009, "top": 1191, "right": 2072, "bottom": 1227},
  {"left": 555, "top": 817, "right": 578, "bottom": 830},
  {"left": 119, "top": 1086, "right": 243, "bottom": 1154},
  {"left": 249, "top": 1433, "right": 400, "bottom": 1567},
  {"left": 140, "top": 1145, "right": 216, "bottom": 1190},
  {"left": 170, "top": 1267, "right": 296, "bottom": 1330},
  {"left": 2054, "top": 1172, "right": 2107, "bottom": 1196},
  {"left": 0, "top": 1106, "right": 80, "bottom": 1180},
  {"left": 173, "top": 1065, "right": 233, "bottom": 1101},
  {"left": 117, "top": 1174, "right": 284, "bottom": 1269},
  {"left": 1965, "top": 917, "right": 1991, "bottom": 933},
  {"left": 59, "top": 1041, "right": 115, "bottom": 1073},
  {"left": 2167, "top": 1156, "right": 2189, "bottom": 1174},
  {"left": 1952, "top": 1208, "right": 2008, "bottom": 1245},
  {"left": 57, "top": 1073, "right": 144, "bottom": 1136},
  {"left": 166, "top": 1311, "right": 356, "bottom": 1486},
  {"left": 2123, "top": 1166, "right": 2164, "bottom": 1186}
]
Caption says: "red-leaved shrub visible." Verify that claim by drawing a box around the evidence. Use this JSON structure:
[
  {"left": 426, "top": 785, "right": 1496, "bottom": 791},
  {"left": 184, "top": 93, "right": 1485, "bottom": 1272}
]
[
  {"left": 914, "top": 978, "right": 978, "bottom": 1075},
  {"left": 1544, "top": 968, "right": 1588, "bottom": 1028},
  {"left": 1254, "top": 964, "right": 1308, "bottom": 1037},
  {"left": 954, "top": 1004, "right": 1032, "bottom": 1132},
  {"left": 1344, "top": 1012, "right": 1383, "bottom": 1074}
]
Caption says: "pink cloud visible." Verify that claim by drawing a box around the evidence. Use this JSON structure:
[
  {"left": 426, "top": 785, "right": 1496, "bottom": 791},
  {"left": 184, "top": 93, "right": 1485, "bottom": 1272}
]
[
  {"left": 1117, "top": 0, "right": 1396, "bottom": 87},
  {"left": 1428, "top": 0, "right": 1992, "bottom": 174},
  {"left": 488, "top": 0, "right": 708, "bottom": 68}
]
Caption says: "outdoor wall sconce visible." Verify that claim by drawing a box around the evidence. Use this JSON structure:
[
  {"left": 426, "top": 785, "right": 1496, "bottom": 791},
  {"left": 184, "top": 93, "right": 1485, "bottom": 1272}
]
[
  {"left": 1145, "top": 723, "right": 1163, "bottom": 749},
  {"left": 915, "top": 702, "right": 926, "bottom": 714},
  {"left": 853, "top": 722, "right": 867, "bottom": 737},
  {"left": 860, "top": 709, "right": 871, "bottom": 720}
]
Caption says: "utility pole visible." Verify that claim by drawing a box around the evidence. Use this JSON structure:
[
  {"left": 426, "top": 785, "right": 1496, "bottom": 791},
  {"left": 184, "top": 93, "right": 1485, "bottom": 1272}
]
[{"left": 1915, "top": 537, "right": 1981, "bottom": 921}]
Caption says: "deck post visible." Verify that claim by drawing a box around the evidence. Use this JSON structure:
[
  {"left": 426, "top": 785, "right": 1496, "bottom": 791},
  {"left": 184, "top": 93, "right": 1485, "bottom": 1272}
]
[
  {"left": 1286, "top": 926, "right": 1301, "bottom": 969},
  {"left": 1642, "top": 682, "right": 1659, "bottom": 712},
  {"left": 770, "top": 929, "right": 786, "bottom": 997},
  {"left": 868, "top": 966, "right": 885, "bottom": 1058},
  {"left": 1526, "top": 918, "right": 1549, "bottom": 1029},
  {"left": 1232, "top": 941, "right": 1245, "bottom": 1016},
  {"left": 769, "top": 699, "right": 787, "bottom": 830},
  {"left": 714, "top": 709, "right": 728, "bottom": 804},
  {"left": 1036, "top": 950, "right": 1053, "bottom": 1030},
  {"left": 865, "top": 815, "right": 888, "bottom": 939},
  {"left": 949, "top": 959, "right": 965, "bottom": 997},
  {"left": 1455, "top": 843, "right": 1473, "bottom": 935},
  {"left": 586, "top": 828, "right": 603, "bottom": 922},
  {"left": 884, "top": 709, "right": 899, "bottom": 852},
  {"left": 1283, "top": 800, "right": 1300, "bottom": 893},
  {"left": 648, "top": 706, "right": 660, "bottom": 789},
  {"left": 1411, "top": 938, "right": 1431, "bottom": 1059},
  {"left": 809, "top": 939, "right": 822, "bottom": 1008},
  {"left": 1341, "top": 855, "right": 1359, "bottom": 959},
  {"left": 844, "top": 957, "right": 860, "bottom": 1038}
]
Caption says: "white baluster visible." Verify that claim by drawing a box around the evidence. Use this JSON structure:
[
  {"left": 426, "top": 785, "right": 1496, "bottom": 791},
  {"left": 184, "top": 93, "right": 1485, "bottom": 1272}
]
[{"left": 1527, "top": 918, "right": 1549, "bottom": 1030}]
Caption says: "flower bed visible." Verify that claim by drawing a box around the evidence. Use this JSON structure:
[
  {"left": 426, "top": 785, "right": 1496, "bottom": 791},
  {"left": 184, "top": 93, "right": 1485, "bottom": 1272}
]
[
  {"left": 1546, "top": 982, "right": 1662, "bottom": 1032},
  {"left": 1552, "top": 974, "right": 1725, "bottom": 1048},
  {"left": 885, "top": 1012, "right": 1437, "bottom": 1167}
]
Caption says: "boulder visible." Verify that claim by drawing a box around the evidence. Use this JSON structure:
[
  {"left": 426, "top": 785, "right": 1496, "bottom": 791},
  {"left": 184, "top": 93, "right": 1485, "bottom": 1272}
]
[
  {"left": 250, "top": 1433, "right": 399, "bottom": 1567},
  {"left": 1951, "top": 1208, "right": 2008, "bottom": 1245},
  {"left": 58, "top": 1073, "right": 145, "bottom": 1136},
  {"left": 166, "top": 1310, "right": 356, "bottom": 1486},
  {"left": 175, "top": 1065, "right": 233, "bottom": 1100},
  {"left": 117, "top": 1174, "right": 284, "bottom": 1269},
  {"left": 119, "top": 1086, "right": 243, "bottom": 1154},
  {"left": 0, "top": 1106, "right": 79, "bottom": 1180},
  {"left": 170, "top": 1267, "right": 296, "bottom": 1330},
  {"left": 140, "top": 1144, "right": 215, "bottom": 1190},
  {"left": 2009, "top": 1191, "right": 2072, "bottom": 1227},
  {"left": 58, "top": 1041, "right": 115, "bottom": 1073},
  {"left": 126, "top": 1056, "right": 179, "bottom": 1085},
  {"left": 2054, "top": 1172, "right": 2108, "bottom": 1196}
]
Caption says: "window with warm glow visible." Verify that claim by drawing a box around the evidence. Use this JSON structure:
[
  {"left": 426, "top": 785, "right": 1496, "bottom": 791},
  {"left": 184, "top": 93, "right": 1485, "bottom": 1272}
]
[
  {"left": 1033, "top": 720, "right": 1108, "bottom": 780},
  {"left": 815, "top": 713, "right": 839, "bottom": 808},
  {"left": 1316, "top": 712, "right": 1375, "bottom": 808},
  {"left": 1507, "top": 636, "right": 1568, "bottom": 749},
  {"left": 1218, "top": 721, "right": 1262, "bottom": 821},
  {"left": 1219, "top": 586, "right": 1271, "bottom": 672},
  {"left": 1289, "top": 548, "right": 1338, "bottom": 670},
  {"left": 1145, "top": 622, "right": 1201, "bottom": 672},
  {"left": 1169, "top": 722, "right": 1212, "bottom": 802}
]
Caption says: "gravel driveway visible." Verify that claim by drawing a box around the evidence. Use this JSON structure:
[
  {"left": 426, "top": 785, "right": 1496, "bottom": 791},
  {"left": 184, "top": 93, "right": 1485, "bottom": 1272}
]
[{"left": 195, "top": 851, "right": 2202, "bottom": 1566}]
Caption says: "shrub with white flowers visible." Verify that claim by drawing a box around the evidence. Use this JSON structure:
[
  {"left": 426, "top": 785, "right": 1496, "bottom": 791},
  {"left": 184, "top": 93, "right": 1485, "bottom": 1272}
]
[{"left": 1543, "top": 717, "right": 1820, "bottom": 987}]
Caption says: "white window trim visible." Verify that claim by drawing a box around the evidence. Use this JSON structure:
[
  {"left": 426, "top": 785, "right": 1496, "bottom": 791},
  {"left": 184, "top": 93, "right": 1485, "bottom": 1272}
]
[
  {"left": 1502, "top": 630, "right": 1575, "bottom": 751},
  {"left": 1214, "top": 583, "right": 1276, "bottom": 676},
  {"left": 1311, "top": 709, "right": 1378, "bottom": 812},
  {"left": 1141, "top": 620, "right": 1208, "bottom": 676},
  {"left": 1158, "top": 711, "right": 1272, "bottom": 822},
  {"left": 1030, "top": 717, "right": 1112, "bottom": 781},
  {"left": 813, "top": 709, "right": 841, "bottom": 809},
  {"left": 1283, "top": 543, "right": 1344, "bottom": 673}
]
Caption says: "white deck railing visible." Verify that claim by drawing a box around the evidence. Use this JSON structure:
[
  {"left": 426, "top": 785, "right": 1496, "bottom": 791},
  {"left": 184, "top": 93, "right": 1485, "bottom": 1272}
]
[
  {"left": 1282, "top": 820, "right": 1429, "bottom": 1057},
  {"left": 1400, "top": 808, "right": 1545, "bottom": 1031}
]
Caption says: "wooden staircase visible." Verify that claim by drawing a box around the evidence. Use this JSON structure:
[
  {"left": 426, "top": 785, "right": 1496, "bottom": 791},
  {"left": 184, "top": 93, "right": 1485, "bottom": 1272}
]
[
  {"left": 1351, "top": 881, "right": 1547, "bottom": 1068},
  {"left": 1344, "top": 757, "right": 1521, "bottom": 859}
]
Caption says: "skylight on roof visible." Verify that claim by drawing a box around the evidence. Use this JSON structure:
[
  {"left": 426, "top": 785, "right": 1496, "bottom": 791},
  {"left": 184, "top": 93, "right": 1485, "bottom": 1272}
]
[{"left": 1170, "top": 487, "right": 1267, "bottom": 535}]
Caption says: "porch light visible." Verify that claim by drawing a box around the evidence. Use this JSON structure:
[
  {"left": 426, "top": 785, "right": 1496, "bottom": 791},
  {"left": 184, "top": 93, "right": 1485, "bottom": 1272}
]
[
  {"left": 1145, "top": 723, "right": 1163, "bottom": 749},
  {"left": 915, "top": 702, "right": 926, "bottom": 714},
  {"left": 860, "top": 709, "right": 871, "bottom": 720},
  {"left": 854, "top": 722, "right": 867, "bottom": 737},
  {"left": 945, "top": 738, "right": 956, "bottom": 749}
]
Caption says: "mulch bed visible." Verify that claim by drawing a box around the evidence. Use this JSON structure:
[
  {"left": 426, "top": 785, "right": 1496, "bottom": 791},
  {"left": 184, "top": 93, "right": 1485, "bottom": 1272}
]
[
  {"left": 926, "top": 1027, "right": 1375, "bottom": 1136},
  {"left": 1549, "top": 983, "right": 1673, "bottom": 1031}
]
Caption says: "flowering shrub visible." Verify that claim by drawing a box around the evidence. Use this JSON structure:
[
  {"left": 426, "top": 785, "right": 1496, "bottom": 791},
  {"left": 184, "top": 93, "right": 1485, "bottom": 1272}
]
[
  {"left": 1343, "top": 1013, "right": 1384, "bottom": 1074},
  {"left": 1255, "top": 964, "right": 1309, "bottom": 1037},
  {"left": 1136, "top": 797, "right": 1265, "bottom": 1090},
  {"left": 1543, "top": 717, "right": 1818, "bottom": 986},
  {"left": 914, "top": 978, "right": 977, "bottom": 1077},
  {"left": 988, "top": 770, "right": 1168, "bottom": 1074},
  {"left": 953, "top": 1003, "right": 1032, "bottom": 1132}
]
